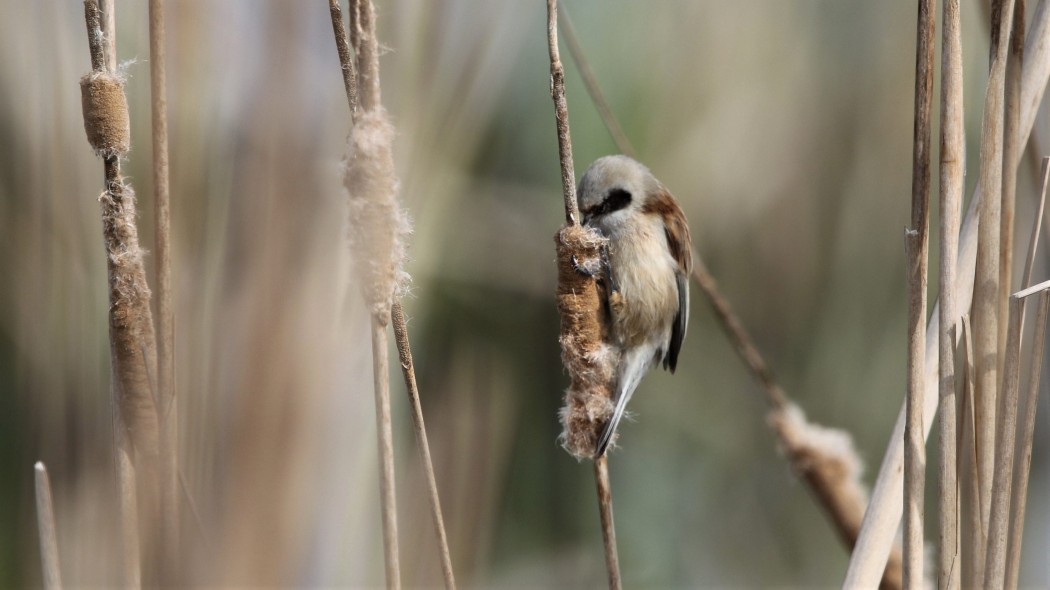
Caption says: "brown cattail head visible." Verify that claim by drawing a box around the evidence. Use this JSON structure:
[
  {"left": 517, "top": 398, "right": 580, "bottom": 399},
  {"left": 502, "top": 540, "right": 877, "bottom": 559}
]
[
  {"left": 344, "top": 108, "right": 411, "bottom": 322},
  {"left": 100, "top": 178, "right": 160, "bottom": 463},
  {"left": 556, "top": 224, "right": 617, "bottom": 459},
  {"left": 80, "top": 71, "right": 131, "bottom": 158}
]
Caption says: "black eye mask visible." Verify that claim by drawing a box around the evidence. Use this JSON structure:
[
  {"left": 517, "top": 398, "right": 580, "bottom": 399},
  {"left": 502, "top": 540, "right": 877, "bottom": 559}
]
[{"left": 584, "top": 188, "right": 632, "bottom": 223}]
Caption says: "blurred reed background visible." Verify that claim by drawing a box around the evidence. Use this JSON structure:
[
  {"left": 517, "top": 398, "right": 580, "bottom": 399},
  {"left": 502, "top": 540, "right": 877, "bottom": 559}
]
[{"left": 1, "top": 0, "right": 1049, "bottom": 587}]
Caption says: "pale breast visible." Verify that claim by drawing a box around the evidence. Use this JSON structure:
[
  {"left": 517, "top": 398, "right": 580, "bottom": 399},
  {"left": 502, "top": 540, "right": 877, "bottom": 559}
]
[{"left": 606, "top": 216, "right": 679, "bottom": 350}]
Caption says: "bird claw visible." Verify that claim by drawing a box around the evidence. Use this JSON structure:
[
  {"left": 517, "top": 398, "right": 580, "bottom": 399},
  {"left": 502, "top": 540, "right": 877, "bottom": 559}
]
[
  {"left": 571, "top": 253, "right": 602, "bottom": 277},
  {"left": 572, "top": 245, "right": 620, "bottom": 296}
]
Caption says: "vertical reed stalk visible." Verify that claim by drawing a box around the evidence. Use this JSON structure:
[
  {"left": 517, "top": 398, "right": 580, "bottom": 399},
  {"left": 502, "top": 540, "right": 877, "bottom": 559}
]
[
  {"left": 547, "top": 2, "right": 621, "bottom": 587},
  {"left": 982, "top": 294, "right": 1024, "bottom": 589},
  {"left": 113, "top": 403, "right": 141, "bottom": 588},
  {"left": 960, "top": 315, "right": 983, "bottom": 589},
  {"left": 937, "top": 2, "right": 964, "bottom": 588},
  {"left": 972, "top": 3, "right": 1016, "bottom": 566},
  {"left": 148, "top": 0, "right": 178, "bottom": 579},
  {"left": 34, "top": 462, "right": 62, "bottom": 590},
  {"left": 329, "top": 4, "right": 454, "bottom": 587},
  {"left": 328, "top": 0, "right": 359, "bottom": 117},
  {"left": 904, "top": 2, "right": 936, "bottom": 586},
  {"left": 339, "top": 2, "right": 410, "bottom": 587},
  {"left": 83, "top": 0, "right": 161, "bottom": 584},
  {"left": 1004, "top": 290, "right": 1050, "bottom": 589},
  {"left": 999, "top": 1, "right": 1025, "bottom": 365},
  {"left": 593, "top": 456, "right": 622, "bottom": 590},
  {"left": 370, "top": 318, "right": 400, "bottom": 590},
  {"left": 100, "top": 0, "right": 115, "bottom": 72}
]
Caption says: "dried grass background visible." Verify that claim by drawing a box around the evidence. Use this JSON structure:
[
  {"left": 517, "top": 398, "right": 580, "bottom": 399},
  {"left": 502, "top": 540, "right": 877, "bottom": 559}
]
[{"left": 1, "top": 1, "right": 1049, "bottom": 587}]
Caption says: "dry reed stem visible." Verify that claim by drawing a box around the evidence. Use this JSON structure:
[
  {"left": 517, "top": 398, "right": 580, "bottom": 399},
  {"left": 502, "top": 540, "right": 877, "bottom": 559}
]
[
  {"left": 113, "top": 401, "right": 141, "bottom": 588},
  {"left": 328, "top": 0, "right": 360, "bottom": 118},
  {"left": 982, "top": 292, "right": 1026, "bottom": 589},
  {"left": 100, "top": 0, "right": 115, "bottom": 73},
  {"left": 593, "top": 456, "right": 622, "bottom": 590},
  {"left": 390, "top": 303, "right": 456, "bottom": 590},
  {"left": 1003, "top": 290, "right": 1050, "bottom": 589},
  {"left": 34, "top": 462, "right": 62, "bottom": 590},
  {"left": 370, "top": 318, "right": 401, "bottom": 590},
  {"left": 937, "top": 2, "right": 964, "bottom": 587},
  {"left": 83, "top": 2, "right": 161, "bottom": 584},
  {"left": 546, "top": 2, "right": 621, "bottom": 587},
  {"left": 353, "top": 0, "right": 381, "bottom": 112},
  {"left": 148, "top": 0, "right": 178, "bottom": 579},
  {"left": 972, "top": 1, "right": 1016, "bottom": 557},
  {"left": 341, "top": 3, "right": 407, "bottom": 587},
  {"left": 904, "top": 1, "right": 936, "bottom": 584},
  {"left": 1000, "top": 1, "right": 1026, "bottom": 368},
  {"left": 557, "top": 5, "right": 635, "bottom": 160},
  {"left": 330, "top": 4, "right": 453, "bottom": 586},
  {"left": 547, "top": 0, "right": 580, "bottom": 225},
  {"left": 845, "top": 3, "right": 1050, "bottom": 586},
  {"left": 960, "top": 315, "right": 983, "bottom": 589}
]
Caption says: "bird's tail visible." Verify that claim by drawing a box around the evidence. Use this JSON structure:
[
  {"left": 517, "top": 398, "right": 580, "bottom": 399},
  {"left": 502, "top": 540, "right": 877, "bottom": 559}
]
[{"left": 595, "top": 392, "right": 631, "bottom": 457}]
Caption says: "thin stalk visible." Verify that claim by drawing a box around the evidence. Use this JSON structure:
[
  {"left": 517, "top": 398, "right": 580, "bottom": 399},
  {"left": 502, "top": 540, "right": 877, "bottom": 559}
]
[
  {"left": 938, "top": 1, "right": 964, "bottom": 588},
  {"left": 972, "top": 2, "right": 1016, "bottom": 563},
  {"left": 390, "top": 303, "right": 456, "bottom": 590},
  {"left": 960, "top": 315, "right": 984, "bottom": 589},
  {"left": 904, "top": 1, "right": 936, "bottom": 585},
  {"left": 354, "top": 0, "right": 381, "bottom": 112},
  {"left": 546, "top": 0, "right": 580, "bottom": 225},
  {"left": 343, "top": 2, "right": 402, "bottom": 587},
  {"left": 547, "top": 2, "right": 620, "bottom": 587},
  {"left": 85, "top": 0, "right": 159, "bottom": 584},
  {"left": 328, "top": 0, "right": 359, "bottom": 119},
  {"left": 371, "top": 315, "right": 401, "bottom": 590},
  {"left": 148, "top": 0, "right": 178, "bottom": 579},
  {"left": 330, "top": 4, "right": 449, "bottom": 586},
  {"left": 34, "top": 462, "right": 62, "bottom": 590},
  {"left": 982, "top": 295, "right": 1025, "bottom": 589},
  {"left": 999, "top": 0, "right": 1025, "bottom": 369},
  {"left": 594, "top": 456, "right": 622, "bottom": 590},
  {"left": 1003, "top": 291, "right": 1050, "bottom": 589},
  {"left": 113, "top": 400, "right": 141, "bottom": 589},
  {"left": 100, "top": 0, "right": 115, "bottom": 72}
]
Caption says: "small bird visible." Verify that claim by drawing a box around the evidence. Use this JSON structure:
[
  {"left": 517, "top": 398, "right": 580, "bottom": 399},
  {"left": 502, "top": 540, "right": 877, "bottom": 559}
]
[{"left": 576, "top": 155, "right": 693, "bottom": 457}]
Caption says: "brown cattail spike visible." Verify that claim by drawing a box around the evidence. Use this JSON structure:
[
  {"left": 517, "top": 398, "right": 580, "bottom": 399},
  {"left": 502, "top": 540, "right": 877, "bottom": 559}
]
[
  {"left": 80, "top": 71, "right": 131, "bottom": 157},
  {"left": 556, "top": 224, "right": 617, "bottom": 459}
]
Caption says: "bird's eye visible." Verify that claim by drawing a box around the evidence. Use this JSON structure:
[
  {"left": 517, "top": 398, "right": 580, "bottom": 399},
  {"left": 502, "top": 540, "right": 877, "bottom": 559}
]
[{"left": 603, "top": 188, "right": 632, "bottom": 213}]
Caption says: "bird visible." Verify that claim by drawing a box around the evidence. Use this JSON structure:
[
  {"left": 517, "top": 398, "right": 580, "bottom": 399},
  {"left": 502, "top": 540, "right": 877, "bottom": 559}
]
[{"left": 576, "top": 155, "right": 693, "bottom": 457}]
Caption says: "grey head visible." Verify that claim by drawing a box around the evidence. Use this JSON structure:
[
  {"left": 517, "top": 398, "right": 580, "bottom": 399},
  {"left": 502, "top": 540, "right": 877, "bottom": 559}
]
[{"left": 578, "top": 155, "right": 660, "bottom": 229}]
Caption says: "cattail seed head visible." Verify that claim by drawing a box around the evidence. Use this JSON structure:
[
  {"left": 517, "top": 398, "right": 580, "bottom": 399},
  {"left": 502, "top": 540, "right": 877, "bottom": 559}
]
[{"left": 344, "top": 108, "right": 411, "bottom": 321}]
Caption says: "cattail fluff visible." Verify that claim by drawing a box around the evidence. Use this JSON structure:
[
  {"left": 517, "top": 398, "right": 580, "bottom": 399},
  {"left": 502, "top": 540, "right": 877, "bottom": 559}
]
[{"left": 344, "top": 109, "right": 412, "bottom": 320}]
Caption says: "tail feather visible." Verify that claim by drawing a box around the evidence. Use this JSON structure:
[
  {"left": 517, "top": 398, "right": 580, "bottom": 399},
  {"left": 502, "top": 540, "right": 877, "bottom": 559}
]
[
  {"left": 595, "top": 347, "right": 650, "bottom": 456},
  {"left": 596, "top": 392, "right": 632, "bottom": 456}
]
